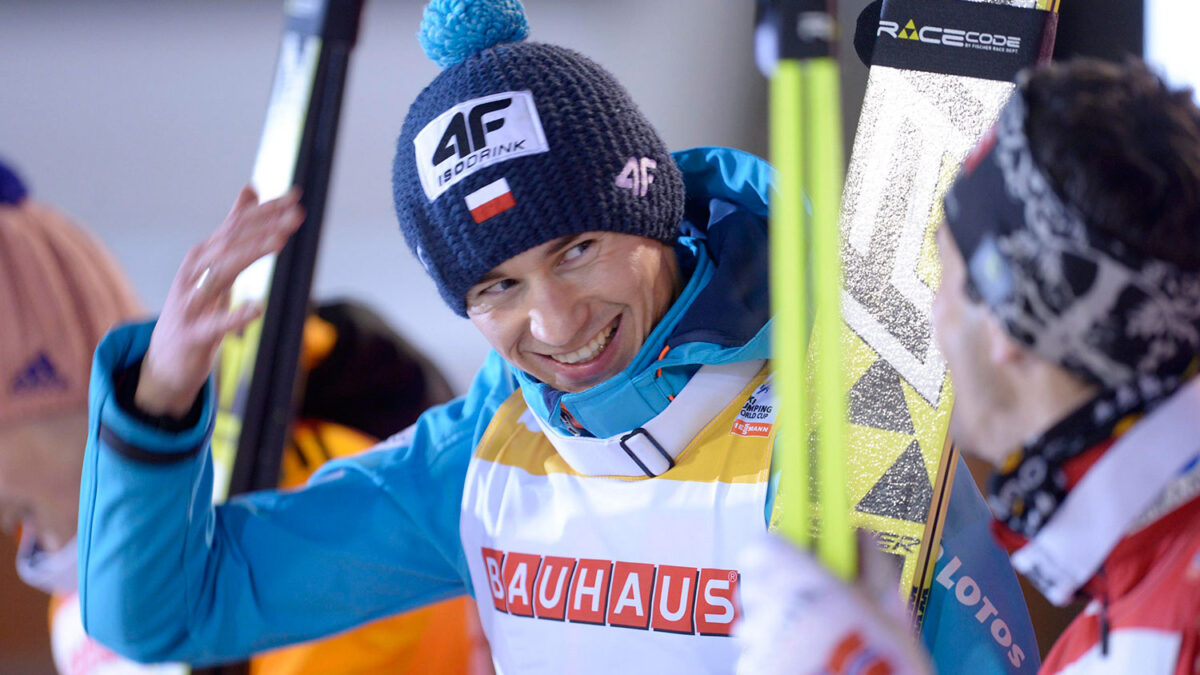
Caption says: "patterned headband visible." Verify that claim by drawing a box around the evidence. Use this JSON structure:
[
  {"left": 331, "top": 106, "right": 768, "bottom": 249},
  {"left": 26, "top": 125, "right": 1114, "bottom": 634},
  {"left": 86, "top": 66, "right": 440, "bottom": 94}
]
[{"left": 943, "top": 91, "right": 1200, "bottom": 388}]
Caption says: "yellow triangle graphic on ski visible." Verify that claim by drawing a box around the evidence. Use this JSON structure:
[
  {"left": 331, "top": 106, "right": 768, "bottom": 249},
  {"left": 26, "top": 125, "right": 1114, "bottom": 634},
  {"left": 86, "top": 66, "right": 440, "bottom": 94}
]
[{"left": 904, "top": 20, "right": 919, "bottom": 40}]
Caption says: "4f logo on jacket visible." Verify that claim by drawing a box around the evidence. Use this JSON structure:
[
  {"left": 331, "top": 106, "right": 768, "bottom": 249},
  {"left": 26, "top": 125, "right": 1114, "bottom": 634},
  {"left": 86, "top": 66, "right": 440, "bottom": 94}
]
[
  {"left": 414, "top": 91, "right": 549, "bottom": 201},
  {"left": 481, "top": 547, "right": 741, "bottom": 636}
]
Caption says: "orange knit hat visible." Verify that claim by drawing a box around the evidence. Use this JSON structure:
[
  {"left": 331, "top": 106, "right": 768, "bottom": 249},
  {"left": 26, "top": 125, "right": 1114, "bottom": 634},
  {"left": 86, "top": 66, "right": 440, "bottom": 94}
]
[{"left": 0, "top": 165, "right": 143, "bottom": 424}]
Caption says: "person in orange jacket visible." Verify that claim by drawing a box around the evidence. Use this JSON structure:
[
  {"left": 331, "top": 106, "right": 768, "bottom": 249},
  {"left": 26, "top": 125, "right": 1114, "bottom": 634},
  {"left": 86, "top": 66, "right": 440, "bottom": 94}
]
[{"left": 251, "top": 300, "right": 491, "bottom": 675}]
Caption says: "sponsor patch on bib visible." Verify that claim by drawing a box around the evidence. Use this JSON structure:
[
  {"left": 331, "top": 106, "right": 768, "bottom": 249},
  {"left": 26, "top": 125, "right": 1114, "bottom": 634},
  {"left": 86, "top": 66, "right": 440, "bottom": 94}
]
[
  {"left": 731, "top": 376, "right": 777, "bottom": 437},
  {"left": 481, "top": 547, "right": 741, "bottom": 636}
]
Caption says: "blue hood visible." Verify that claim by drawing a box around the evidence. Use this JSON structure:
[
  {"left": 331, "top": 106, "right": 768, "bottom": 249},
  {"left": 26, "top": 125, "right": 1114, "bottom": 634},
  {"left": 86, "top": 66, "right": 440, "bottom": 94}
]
[{"left": 516, "top": 146, "right": 775, "bottom": 438}]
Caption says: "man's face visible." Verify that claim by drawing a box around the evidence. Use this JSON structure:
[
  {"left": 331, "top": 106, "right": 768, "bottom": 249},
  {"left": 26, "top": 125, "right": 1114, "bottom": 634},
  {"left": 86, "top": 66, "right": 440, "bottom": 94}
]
[
  {"left": 932, "top": 226, "right": 1020, "bottom": 466},
  {"left": 466, "top": 231, "right": 680, "bottom": 393}
]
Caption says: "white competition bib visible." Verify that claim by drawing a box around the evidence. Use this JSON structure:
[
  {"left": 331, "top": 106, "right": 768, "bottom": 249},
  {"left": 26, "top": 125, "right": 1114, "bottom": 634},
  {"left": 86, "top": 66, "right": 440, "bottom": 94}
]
[{"left": 460, "top": 365, "right": 775, "bottom": 674}]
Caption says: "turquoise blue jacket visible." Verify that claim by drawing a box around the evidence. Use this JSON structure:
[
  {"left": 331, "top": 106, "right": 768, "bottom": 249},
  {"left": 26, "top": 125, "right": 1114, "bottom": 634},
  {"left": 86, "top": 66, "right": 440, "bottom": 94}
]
[{"left": 79, "top": 147, "right": 1038, "bottom": 670}]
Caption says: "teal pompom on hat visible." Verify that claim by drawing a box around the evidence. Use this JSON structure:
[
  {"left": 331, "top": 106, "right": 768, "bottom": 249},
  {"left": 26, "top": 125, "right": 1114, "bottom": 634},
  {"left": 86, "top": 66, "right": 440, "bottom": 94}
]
[
  {"left": 418, "top": 0, "right": 529, "bottom": 68},
  {"left": 394, "top": 0, "right": 685, "bottom": 316}
]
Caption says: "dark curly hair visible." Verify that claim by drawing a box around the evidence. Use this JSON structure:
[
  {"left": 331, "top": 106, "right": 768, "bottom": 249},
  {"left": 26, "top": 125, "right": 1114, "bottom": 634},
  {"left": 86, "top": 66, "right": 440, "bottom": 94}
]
[{"left": 1023, "top": 57, "right": 1200, "bottom": 268}]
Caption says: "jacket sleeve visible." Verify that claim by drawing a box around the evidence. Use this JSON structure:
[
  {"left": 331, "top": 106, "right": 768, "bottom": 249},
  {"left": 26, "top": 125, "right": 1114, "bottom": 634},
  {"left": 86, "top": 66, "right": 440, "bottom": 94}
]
[
  {"left": 77, "top": 320, "right": 513, "bottom": 665},
  {"left": 921, "top": 456, "right": 1042, "bottom": 674}
]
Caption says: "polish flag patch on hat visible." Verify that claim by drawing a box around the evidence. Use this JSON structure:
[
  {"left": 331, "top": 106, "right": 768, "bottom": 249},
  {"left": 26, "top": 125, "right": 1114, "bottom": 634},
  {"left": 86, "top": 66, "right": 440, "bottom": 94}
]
[{"left": 465, "top": 178, "right": 516, "bottom": 224}]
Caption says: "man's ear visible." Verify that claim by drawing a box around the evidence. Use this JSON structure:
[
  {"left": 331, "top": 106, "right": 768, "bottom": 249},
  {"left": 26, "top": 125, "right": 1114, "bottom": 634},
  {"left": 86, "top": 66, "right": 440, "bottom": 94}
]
[{"left": 983, "top": 312, "right": 1024, "bottom": 367}]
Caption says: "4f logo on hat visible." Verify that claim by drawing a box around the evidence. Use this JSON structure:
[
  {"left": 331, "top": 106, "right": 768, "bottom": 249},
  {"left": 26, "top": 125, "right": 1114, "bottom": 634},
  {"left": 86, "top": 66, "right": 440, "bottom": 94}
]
[
  {"left": 615, "top": 157, "right": 657, "bottom": 197},
  {"left": 414, "top": 91, "right": 549, "bottom": 202}
]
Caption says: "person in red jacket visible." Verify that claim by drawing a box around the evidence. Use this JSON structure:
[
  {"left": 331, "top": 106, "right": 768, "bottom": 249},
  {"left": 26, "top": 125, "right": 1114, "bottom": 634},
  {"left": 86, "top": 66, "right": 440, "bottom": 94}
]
[
  {"left": 934, "top": 57, "right": 1200, "bottom": 674},
  {"left": 737, "top": 57, "right": 1200, "bottom": 675}
]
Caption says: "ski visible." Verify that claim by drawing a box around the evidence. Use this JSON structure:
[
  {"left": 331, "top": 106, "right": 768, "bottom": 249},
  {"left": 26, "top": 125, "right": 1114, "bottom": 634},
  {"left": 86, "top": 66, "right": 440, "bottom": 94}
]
[
  {"left": 209, "top": 0, "right": 365, "bottom": 506},
  {"left": 837, "top": 0, "right": 1058, "bottom": 625},
  {"left": 197, "top": 4, "right": 363, "bottom": 673}
]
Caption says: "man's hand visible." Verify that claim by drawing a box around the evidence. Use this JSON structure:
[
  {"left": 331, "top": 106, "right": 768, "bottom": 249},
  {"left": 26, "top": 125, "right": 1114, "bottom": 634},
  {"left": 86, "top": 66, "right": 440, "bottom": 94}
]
[
  {"left": 134, "top": 186, "right": 304, "bottom": 418},
  {"left": 735, "top": 534, "right": 933, "bottom": 675}
]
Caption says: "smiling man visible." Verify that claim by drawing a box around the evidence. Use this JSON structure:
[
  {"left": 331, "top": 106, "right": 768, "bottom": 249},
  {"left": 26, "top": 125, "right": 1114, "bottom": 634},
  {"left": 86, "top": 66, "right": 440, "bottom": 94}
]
[{"left": 77, "top": 1, "right": 1031, "bottom": 673}]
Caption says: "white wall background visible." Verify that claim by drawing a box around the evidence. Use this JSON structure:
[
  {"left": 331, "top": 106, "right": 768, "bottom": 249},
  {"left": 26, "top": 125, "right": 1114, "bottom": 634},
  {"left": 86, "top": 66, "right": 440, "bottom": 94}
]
[
  {"left": 1146, "top": 0, "right": 1200, "bottom": 101},
  {"left": 0, "top": 0, "right": 769, "bottom": 392},
  {"left": 6, "top": 0, "right": 1195, "bottom": 393}
]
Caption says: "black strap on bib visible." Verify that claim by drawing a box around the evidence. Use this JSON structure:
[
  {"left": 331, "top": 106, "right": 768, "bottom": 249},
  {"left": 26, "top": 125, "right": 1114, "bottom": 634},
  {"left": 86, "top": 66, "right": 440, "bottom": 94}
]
[{"left": 619, "top": 427, "right": 676, "bottom": 477}]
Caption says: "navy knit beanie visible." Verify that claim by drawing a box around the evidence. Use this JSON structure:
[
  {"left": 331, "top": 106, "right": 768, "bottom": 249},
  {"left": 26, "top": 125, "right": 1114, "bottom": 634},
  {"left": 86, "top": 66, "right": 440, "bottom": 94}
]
[{"left": 394, "top": 0, "right": 685, "bottom": 316}]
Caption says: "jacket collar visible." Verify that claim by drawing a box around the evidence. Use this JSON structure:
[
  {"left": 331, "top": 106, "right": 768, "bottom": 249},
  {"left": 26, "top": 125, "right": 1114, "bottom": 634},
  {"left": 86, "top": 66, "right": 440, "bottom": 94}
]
[
  {"left": 996, "top": 377, "right": 1200, "bottom": 606},
  {"left": 522, "top": 360, "right": 766, "bottom": 477},
  {"left": 1077, "top": 491, "right": 1200, "bottom": 605}
]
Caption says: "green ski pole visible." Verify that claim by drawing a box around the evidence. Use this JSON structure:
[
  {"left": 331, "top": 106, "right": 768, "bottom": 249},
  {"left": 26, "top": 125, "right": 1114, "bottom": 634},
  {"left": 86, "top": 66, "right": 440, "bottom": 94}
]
[{"left": 758, "top": 0, "right": 854, "bottom": 580}]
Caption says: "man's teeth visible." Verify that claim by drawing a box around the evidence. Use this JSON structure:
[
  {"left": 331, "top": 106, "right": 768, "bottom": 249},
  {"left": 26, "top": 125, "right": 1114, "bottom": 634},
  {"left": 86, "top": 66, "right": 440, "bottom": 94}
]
[{"left": 551, "top": 322, "right": 618, "bottom": 365}]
